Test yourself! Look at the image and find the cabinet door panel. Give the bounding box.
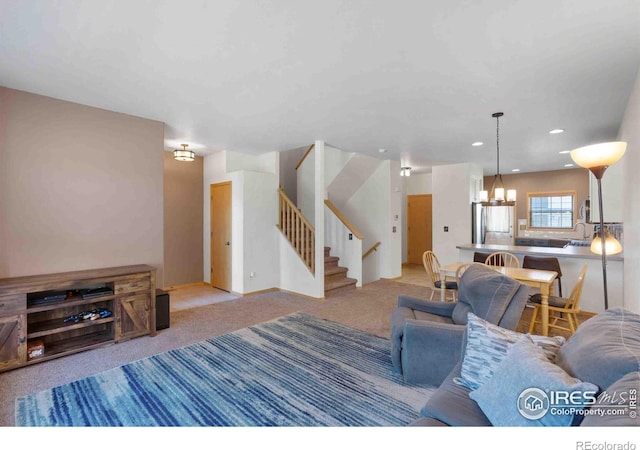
[115,294,151,341]
[0,315,26,370]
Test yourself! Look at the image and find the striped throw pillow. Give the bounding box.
[454,312,566,390]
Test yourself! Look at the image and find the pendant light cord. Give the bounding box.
[496,113,500,176]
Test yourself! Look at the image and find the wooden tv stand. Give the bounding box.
[0,265,156,372]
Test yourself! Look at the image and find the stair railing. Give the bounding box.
[278,186,315,273]
[362,241,381,260]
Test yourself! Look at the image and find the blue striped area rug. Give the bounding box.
[15,312,433,426]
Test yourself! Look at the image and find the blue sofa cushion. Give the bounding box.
[556,308,640,391]
[580,371,640,426]
[470,337,598,426]
[419,362,492,426]
[451,264,521,325]
[455,313,565,390]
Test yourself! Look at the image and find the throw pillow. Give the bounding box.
[454,312,565,390]
[469,337,599,426]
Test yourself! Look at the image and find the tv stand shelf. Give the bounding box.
[0,265,157,372]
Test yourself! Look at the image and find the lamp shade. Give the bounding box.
[591,234,623,255]
[570,142,627,169]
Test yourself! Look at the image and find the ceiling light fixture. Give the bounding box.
[479,112,516,205]
[570,141,627,309]
[549,128,565,134]
[472,142,483,147]
[400,166,412,177]
[174,144,195,162]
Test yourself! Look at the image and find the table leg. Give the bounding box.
[440,271,446,302]
[540,284,550,336]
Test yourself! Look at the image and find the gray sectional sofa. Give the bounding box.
[411,307,640,426]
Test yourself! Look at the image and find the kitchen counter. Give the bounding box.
[456,243,624,262]
[455,243,624,314]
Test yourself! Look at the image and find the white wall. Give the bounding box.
[297,147,315,223]
[432,163,484,266]
[239,170,279,294]
[324,144,353,188]
[344,160,402,282]
[279,146,306,204]
[203,150,280,294]
[406,173,433,195]
[619,67,640,313]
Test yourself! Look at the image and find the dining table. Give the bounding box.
[438,262,558,336]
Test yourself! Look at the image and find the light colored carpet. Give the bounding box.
[16,312,433,426]
[167,284,238,312]
[0,278,430,427]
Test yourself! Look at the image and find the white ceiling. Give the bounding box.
[1,0,639,175]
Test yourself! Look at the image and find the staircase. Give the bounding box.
[324,246,357,296]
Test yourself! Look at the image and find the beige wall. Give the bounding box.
[484,168,590,224]
[0,87,164,285]
[163,151,203,288]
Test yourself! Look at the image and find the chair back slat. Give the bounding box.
[485,251,520,268]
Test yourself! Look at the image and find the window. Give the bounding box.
[528,191,576,229]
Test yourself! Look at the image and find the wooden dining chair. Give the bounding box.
[528,264,588,335]
[422,251,458,301]
[523,255,563,297]
[484,251,520,268]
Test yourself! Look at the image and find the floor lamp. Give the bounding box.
[570,141,626,310]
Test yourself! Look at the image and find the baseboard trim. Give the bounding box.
[163,281,207,291]
[231,287,279,297]
[279,288,325,302]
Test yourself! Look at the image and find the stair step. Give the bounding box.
[325,266,348,283]
[325,265,347,276]
[324,256,339,268]
[325,277,357,296]
[324,246,331,257]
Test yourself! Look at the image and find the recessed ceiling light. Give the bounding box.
[564,163,574,167]
[511,169,520,172]
[559,150,571,154]
[549,129,565,134]
[378,148,386,153]
[472,142,483,147]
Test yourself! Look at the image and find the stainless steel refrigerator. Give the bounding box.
[472,203,516,245]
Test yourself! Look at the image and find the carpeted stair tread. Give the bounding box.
[325,276,357,293]
[325,265,348,276]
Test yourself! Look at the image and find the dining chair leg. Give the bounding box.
[528,306,539,334]
[567,314,576,334]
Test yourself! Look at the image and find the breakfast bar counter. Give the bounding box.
[456,243,624,315]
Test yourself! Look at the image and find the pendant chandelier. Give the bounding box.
[479,112,516,205]
[174,143,195,162]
